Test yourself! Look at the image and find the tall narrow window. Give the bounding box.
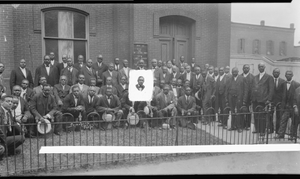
[238,38,245,54]
[252,39,260,54]
[42,9,89,64]
[279,41,287,56]
[266,40,274,55]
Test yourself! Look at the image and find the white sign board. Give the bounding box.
[128,70,153,101]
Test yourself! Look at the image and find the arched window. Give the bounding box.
[279,41,287,56]
[237,38,245,54]
[266,40,274,55]
[252,39,260,54]
[42,8,89,64]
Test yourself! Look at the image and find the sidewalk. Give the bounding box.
[63,151,300,175]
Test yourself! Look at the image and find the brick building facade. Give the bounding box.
[0,4,231,93]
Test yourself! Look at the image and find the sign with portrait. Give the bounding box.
[128,70,153,102]
[133,43,148,68]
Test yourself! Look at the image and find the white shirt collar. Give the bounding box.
[243,72,249,77]
[220,74,225,81]
[234,75,238,81]
[259,71,266,77]
[98,62,102,66]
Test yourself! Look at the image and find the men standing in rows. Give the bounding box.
[177,86,197,129]
[74,55,85,71]
[94,54,108,87]
[81,59,97,87]
[119,59,130,81]
[241,64,254,130]
[11,85,35,138]
[34,55,59,87]
[251,62,274,136]
[30,84,62,136]
[151,59,163,87]
[102,63,119,87]
[201,69,215,125]
[57,55,68,75]
[10,59,34,92]
[270,68,285,134]
[53,75,70,107]
[225,66,232,78]
[225,67,248,132]
[70,74,89,98]
[100,76,118,96]
[114,58,122,71]
[215,67,228,127]
[98,87,123,130]
[275,71,300,140]
[61,58,79,86]
[20,79,34,103]
[161,66,171,84]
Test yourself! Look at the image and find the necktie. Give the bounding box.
[275,78,278,88]
[23,93,26,99]
[116,65,119,71]
[68,67,71,72]
[107,97,111,105]
[164,94,167,103]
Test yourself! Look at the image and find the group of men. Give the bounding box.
[1,53,300,159]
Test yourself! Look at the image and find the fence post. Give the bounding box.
[265,104,270,144]
[175,116,179,146]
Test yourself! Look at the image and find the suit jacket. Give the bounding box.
[271,77,285,106]
[29,93,58,119]
[119,67,131,80]
[181,72,194,86]
[99,85,118,96]
[0,106,22,139]
[251,73,274,103]
[80,66,97,86]
[281,80,300,110]
[215,75,228,96]
[156,92,176,111]
[114,64,123,71]
[170,72,181,81]
[225,75,248,105]
[62,93,86,113]
[10,67,34,90]
[33,86,54,96]
[70,83,89,98]
[293,86,300,115]
[161,72,171,84]
[176,87,185,98]
[53,84,71,103]
[151,67,163,84]
[84,95,100,114]
[93,62,108,85]
[241,73,254,105]
[22,88,35,103]
[61,67,79,86]
[102,70,119,87]
[202,75,215,103]
[97,94,121,113]
[34,64,59,87]
[116,83,128,98]
[121,92,133,111]
[177,95,196,113]
[16,97,32,119]
[57,62,68,77]
[153,86,161,97]
[191,74,204,93]
[74,63,86,72]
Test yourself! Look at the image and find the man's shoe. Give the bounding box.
[288,136,296,141]
[228,128,236,131]
[223,126,228,129]
[54,132,61,136]
[260,133,265,136]
[238,129,243,133]
[218,124,223,127]
[244,127,250,131]
[252,131,258,134]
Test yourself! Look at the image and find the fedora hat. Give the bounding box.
[102,112,115,122]
[144,106,150,115]
[127,112,139,125]
[37,119,52,135]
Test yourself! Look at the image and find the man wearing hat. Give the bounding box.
[97,87,123,130]
[29,84,63,136]
[0,95,25,159]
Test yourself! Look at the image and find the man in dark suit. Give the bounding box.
[178,56,187,68]
[0,95,25,158]
[97,87,123,130]
[120,88,133,124]
[99,76,118,96]
[11,85,35,138]
[170,78,177,96]
[179,66,186,77]
[225,67,248,132]
[201,69,215,125]
[61,58,79,87]
[292,84,300,140]
[20,79,35,103]
[177,86,198,129]
[215,67,229,127]
[116,76,128,98]
[275,71,300,140]
[151,59,163,87]
[80,59,97,87]
[114,58,122,71]
[119,59,131,82]
[102,63,119,87]
[251,62,274,136]
[190,58,196,73]
[49,52,59,68]
[70,74,89,98]
[176,78,185,98]
[161,66,171,84]
[136,76,145,91]
[181,65,194,88]
[241,64,254,130]
[62,85,87,124]
[34,55,59,87]
[84,86,101,116]
[170,66,181,81]
[29,84,62,135]
[94,54,108,87]
[166,60,173,74]
[57,55,68,77]
[10,59,34,92]
[33,76,54,96]
[90,78,101,98]
[74,55,86,72]
[191,66,204,94]
[270,68,285,134]
[53,75,70,108]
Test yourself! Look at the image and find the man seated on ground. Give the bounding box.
[84,86,101,128]
[0,95,25,160]
[20,79,34,103]
[89,77,102,98]
[53,75,70,109]
[177,86,198,129]
[63,85,86,130]
[97,87,123,130]
[29,84,62,136]
[99,76,118,96]
[70,74,89,98]
[11,85,35,138]
[33,76,54,95]
[156,84,177,129]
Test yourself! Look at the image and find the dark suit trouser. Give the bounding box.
[229,96,243,130]
[5,135,25,156]
[269,105,282,134]
[244,104,251,128]
[157,109,176,127]
[278,108,293,137]
[217,93,227,125]
[178,111,198,127]
[202,98,212,123]
[291,115,300,138]
[253,101,267,133]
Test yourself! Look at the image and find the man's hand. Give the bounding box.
[21,116,27,123]
[58,100,63,106]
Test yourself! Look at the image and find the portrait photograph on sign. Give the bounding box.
[128,70,153,101]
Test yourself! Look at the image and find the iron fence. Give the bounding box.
[0,106,299,176]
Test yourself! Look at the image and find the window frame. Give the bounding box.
[252,39,260,54]
[266,40,274,55]
[279,41,287,56]
[41,7,90,63]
